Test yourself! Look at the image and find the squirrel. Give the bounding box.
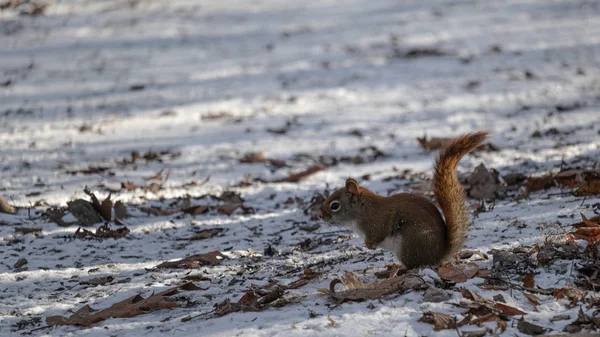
[318,131,489,269]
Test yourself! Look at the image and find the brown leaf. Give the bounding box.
[437,262,479,283]
[418,311,457,331]
[188,228,225,240]
[178,282,207,291]
[75,224,130,240]
[555,170,583,188]
[182,205,209,215]
[240,152,266,163]
[80,276,114,286]
[14,227,42,234]
[182,275,211,282]
[140,207,180,216]
[580,213,600,228]
[68,199,102,226]
[155,250,227,269]
[575,175,600,196]
[522,272,535,289]
[327,316,337,328]
[214,286,285,316]
[522,292,541,309]
[144,169,163,181]
[553,287,586,305]
[121,182,137,191]
[517,319,547,335]
[216,205,239,215]
[272,166,323,183]
[113,201,129,221]
[570,214,600,245]
[46,287,179,326]
[495,302,527,316]
[461,288,493,305]
[525,175,555,193]
[318,272,425,302]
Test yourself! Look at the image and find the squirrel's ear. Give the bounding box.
[345,178,360,195]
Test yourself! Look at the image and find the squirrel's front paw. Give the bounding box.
[365,239,376,250]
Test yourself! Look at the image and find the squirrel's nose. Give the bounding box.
[317,210,323,219]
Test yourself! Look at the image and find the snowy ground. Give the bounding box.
[2,0,600,336]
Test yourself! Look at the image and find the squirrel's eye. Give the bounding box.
[330,201,340,212]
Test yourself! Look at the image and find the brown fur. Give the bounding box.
[319,131,489,268]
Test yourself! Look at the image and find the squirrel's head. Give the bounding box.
[319,178,361,226]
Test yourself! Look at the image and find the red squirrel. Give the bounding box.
[319,131,489,268]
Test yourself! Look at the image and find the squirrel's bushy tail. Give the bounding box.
[433,131,489,260]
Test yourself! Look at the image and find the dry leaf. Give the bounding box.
[553,287,586,305]
[522,272,535,289]
[327,316,337,328]
[318,271,425,302]
[214,286,285,316]
[80,276,114,286]
[580,213,600,228]
[569,214,600,245]
[68,199,102,226]
[240,152,266,163]
[46,287,179,326]
[522,292,541,309]
[178,282,207,291]
[418,311,457,331]
[14,227,42,234]
[155,250,226,269]
[140,207,181,216]
[183,205,209,215]
[272,166,323,183]
[525,175,555,193]
[113,201,129,221]
[495,303,527,316]
[182,274,211,282]
[75,224,130,240]
[437,262,479,283]
[575,174,600,196]
[84,188,112,221]
[189,228,225,240]
[555,170,583,188]
[216,205,239,215]
[517,318,547,335]
[121,182,137,191]
[144,169,163,181]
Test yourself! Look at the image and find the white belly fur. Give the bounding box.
[342,220,403,261]
[377,235,402,260]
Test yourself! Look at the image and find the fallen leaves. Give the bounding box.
[75,224,130,240]
[271,166,324,183]
[437,262,480,283]
[214,269,318,317]
[418,311,457,331]
[517,319,547,335]
[318,271,425,302]
[14,227,42,235]
[524,169,600,196]
[155,250,226,269]
[187,228,225,240]
[568,213,600,246]
[46,287,180,326]
[240,152,286,168]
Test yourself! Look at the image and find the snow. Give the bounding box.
[1,0,600,336]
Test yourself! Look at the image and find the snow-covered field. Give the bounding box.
[2,0,600,336]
